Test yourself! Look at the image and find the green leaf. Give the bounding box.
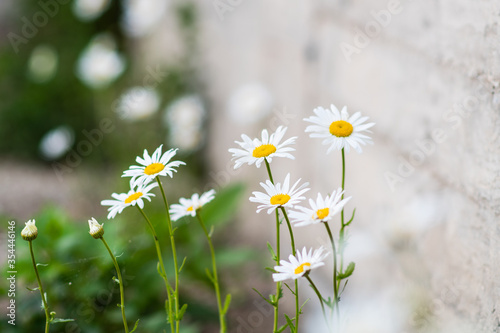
[252,288,274,306]
[284,314,295,332]
[179,256,188,272]
[200,183,246,226]
[284,283,295,295]
[346,208,356,225]
[177,304,188,321]
[337,262,355,280]
[265,267,276,273]
[277,322,290,332]
[51,318,75,324]
[267,242,277,261]
[130,319,140,333]
[222,294,232,314]
[208,225,215,238]
[26,286,39,292]
[205,268,214,283]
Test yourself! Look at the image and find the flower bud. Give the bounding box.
[88,217,104,239]
[21,219,38,241]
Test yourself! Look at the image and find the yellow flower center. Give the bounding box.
[270,194,291,206]
[329,120,353,137]
[144,163,165,175]
[187,206,194,212]
[125,192,143,204]
[252,144,277,158]
[314,208,330,220]
[294,262,311,275]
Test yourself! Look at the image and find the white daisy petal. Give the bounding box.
[304,104,375,154]
[228,126,297,169]
[169,189,216,221]
[101,182,159,219]
[249,173,309,214]
[122,145,186,187]
[272,246,329,282]
[288,189,351,227]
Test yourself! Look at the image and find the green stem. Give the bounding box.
[338,148,346,293]
[305,275,330,330]
[29,241,50,333]
[156,177,181,333]
[195,213,226,333]
[273,209,281,333]
[264,158,274,184]
[100,237,129,333]
[265,158,281,333]
[280,207,299,331]
[324,223,340,321]
[137,206,174,333]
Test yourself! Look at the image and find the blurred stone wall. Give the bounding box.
[193,0,500,332]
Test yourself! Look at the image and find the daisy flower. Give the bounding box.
[304,104,375,153]
[289,189,351,227]
[249,173,309,214]
[101,182,158,219]
[229,126,296,169]
[122,145,186,187]
[273,246,329,282]
[170,189,216,221]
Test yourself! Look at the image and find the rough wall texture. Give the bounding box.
[192,0,500,332]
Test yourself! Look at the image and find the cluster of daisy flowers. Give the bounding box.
[98,144,229,333]
[230,104,374,331]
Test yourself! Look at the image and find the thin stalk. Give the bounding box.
[265,158,281,333]
[324,223,340,321]
[280,207,299,331]
[273,209,281,333]
[264,159,274,184]
[101,237,129,333]
[156,177,181,333]
[305,275,330,330]
[195,213,226,333]
[29,241,50,333]
[137,206,174,333]
[338,148,347,292]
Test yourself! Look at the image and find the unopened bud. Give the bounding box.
[88,217,104,239]
[21,219,38,241]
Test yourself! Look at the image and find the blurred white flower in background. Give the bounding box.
[116,87,161,121]
[76,34,126,89]
[39,125,75,160]
[227,83,274,125]
[72,0,111,21]
[164,95,205,152]
[28,45,58,83]
[122,0,169,37]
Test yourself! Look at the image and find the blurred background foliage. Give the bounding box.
[0,1,265,332]
[0,184,262,333]
[0,0,204,169]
